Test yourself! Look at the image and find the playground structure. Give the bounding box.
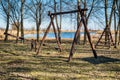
[4,5,117,62]
[4,32,27,41]
[36,6,97,62]
[95,26,114,48]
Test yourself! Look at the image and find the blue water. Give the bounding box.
[25,32,96,39]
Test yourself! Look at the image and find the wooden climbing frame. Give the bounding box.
[95,26,114,48]
[36,6,97,62]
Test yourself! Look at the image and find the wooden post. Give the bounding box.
[81,12,97,59]
[68,20,83,62]
[36,12,62,55]
[36,12,54,55]
[51,15,62,52]
[95,27,114,48]
[95,28,106,48]
[68,8,97,62]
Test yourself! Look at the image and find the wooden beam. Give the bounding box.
[48,9,88,16]
[36,16,54,55]
[4,32,28,41]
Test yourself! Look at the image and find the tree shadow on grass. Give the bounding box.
[34,55,68,62]
[7,75,38,80]
[80,56,120,64]
[34,55,85,66]
[2,50,19,56]
[7,67,32,72]
[7,59,25,64]
[0,72,7,76]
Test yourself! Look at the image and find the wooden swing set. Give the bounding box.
[36,6,97,62]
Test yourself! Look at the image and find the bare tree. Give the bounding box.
[112,0,118,48]
[54,0,59,39]
[59,0,62,43]
[117,0,120,45]
[53,0,62,43]
[10,0,21,43]
[1,0,11,41]
[75,0,81,44]
[21,0,25,43]
[26,0,42,41]
[114,4,117,48]
[104,0,116,46]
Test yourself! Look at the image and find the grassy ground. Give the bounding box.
[0,40,120,80]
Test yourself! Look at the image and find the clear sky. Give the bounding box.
[0,0,117,31]
[0,13,104,31]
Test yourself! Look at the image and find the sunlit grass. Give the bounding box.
[0,40,120,80]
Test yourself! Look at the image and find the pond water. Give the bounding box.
[25,32,96,39]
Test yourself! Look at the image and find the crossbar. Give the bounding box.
[4,32,29,41]
[48,9,88,16]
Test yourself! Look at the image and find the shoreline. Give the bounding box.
[0,29,115,41]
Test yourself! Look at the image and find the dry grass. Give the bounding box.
[0,40,120,80]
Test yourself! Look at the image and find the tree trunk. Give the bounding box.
[118,16,120,45]
[4,15,10,41]
[114,0,118,48]
[104,0,109,44]
[59,0,62,43]
[21,0,25,43]
[4,0,10,41]
[114,7,117,48]
[36,3,42,42]
[36,23,40,41]
[16,27,19,43]
[75,0,81,44]
[104,0,116,46]
[36,9,39,41]
[83,0,87,45]
[54,0,61,43]
[118,1,120,45]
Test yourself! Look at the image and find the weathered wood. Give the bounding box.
[36,15,62,55]
[4,32,28,41]
[37,7,97,62]
[68,8,97,62]
[95,28,106,48]
[48,9,88,16]
[95,27,114,48]
[51,15,62,52]
[68,19,83,62]
[82,12,97,59]
[36,16,55,55]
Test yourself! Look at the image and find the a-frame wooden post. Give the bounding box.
[36,7,97,61]
[36,11,62,55]
[95,26,114,48]
[68,8,97,62]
